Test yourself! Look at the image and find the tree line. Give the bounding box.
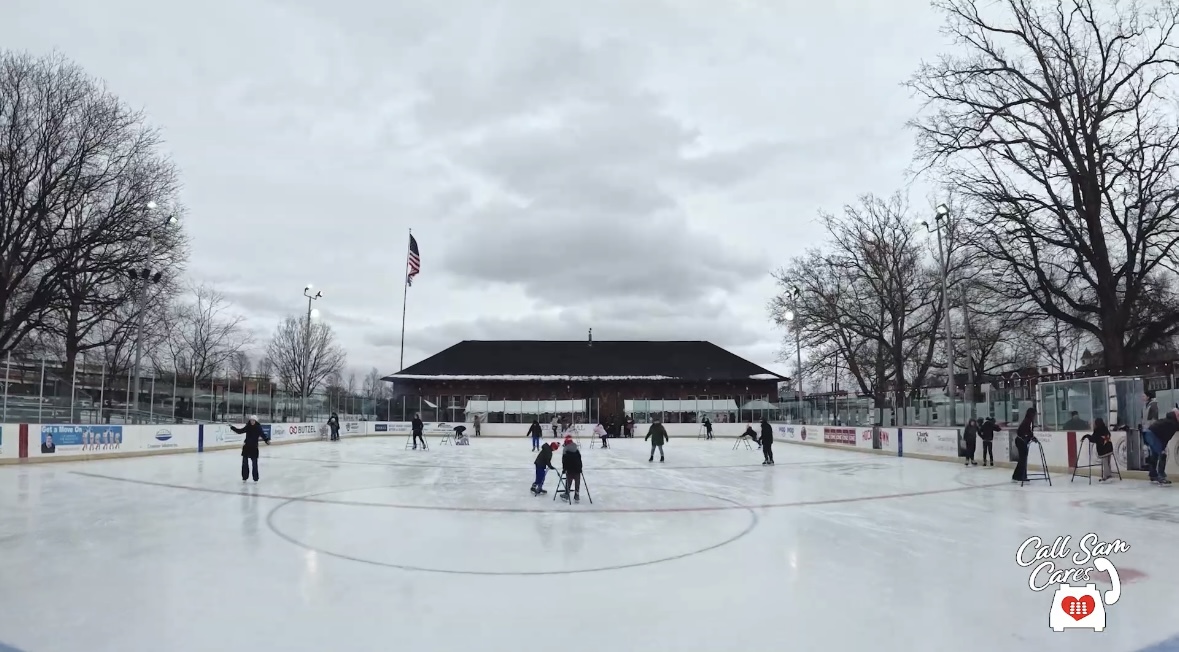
[0,50,358,415]
[769,0,1179,406]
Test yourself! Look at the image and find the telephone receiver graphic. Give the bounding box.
[1094,556,1122,605]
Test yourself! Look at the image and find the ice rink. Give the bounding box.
[1,435,1177,652]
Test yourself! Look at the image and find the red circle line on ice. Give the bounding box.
[265,483,761,576]
[70,470,1011,514]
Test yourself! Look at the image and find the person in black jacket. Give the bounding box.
[1013,408,1038,482]
[231,415,269,482]
[645,418,668,462]
[327,412,340,441]
[759,419,774,465]
[1081,418,1116,481]
[962,418,979,466]
[411,413,425,450]
[703,416,713,440]
[1142,410,1179,485]
[740,423,759,444]
[560,437,584,502]
[979,417,1000,466]
[531,441,557,495]
[527,419,543,451]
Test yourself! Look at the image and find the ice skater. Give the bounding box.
[1013,408,1038,482]
[979,416,1000,466]
[411,412,426,450]
[453,424,469,445]
[531,441,558,495]
[551,416,560,438]
[1081,418,1115,481]
[593,422,608,448]
[740,423,760,444]
[1143,409,1178,485]
[703,416,713,440]
[645,417,668,462]
[560,436,583,502]
[759,418,774,465]
[963,418,978,466]
[528,418,543,451]
[231,415,269,482]
[327,412,340,441]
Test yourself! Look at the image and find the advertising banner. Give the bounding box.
[37,424,124,456]
[906,428,960,458]
[823,427,857,446]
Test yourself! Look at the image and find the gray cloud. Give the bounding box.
[3,0,949,378]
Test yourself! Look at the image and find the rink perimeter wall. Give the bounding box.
[1,419,1174,481]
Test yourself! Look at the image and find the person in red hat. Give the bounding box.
[560,436,583,502]
[530,441,558,495]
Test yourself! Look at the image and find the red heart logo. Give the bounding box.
[1061,595,1096,621]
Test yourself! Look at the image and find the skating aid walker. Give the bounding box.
[552,470,593,504]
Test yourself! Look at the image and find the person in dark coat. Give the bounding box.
[759,418,774,465]
[327,412,340,441]
[531,441,557,494]
[979,417,1000,466]
[411,413,425,450]
[962,418,979,466]
[740,423,759,444]
[560,437,584,502]
[1081,418,1116,481]
[231,415,269,482]
[1143,409,1179,485]
[703,416,714,440]
[527,419,543,451]
[645,418,669,463]
[1013,408,1038,482]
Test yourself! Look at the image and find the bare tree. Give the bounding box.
[231,351,252,382]
[265,315,346,415]
[771,194,945,409]
[908,0,1179,367]
[362,367,386,402]
[158,282,251,386]
[0,50,188,356]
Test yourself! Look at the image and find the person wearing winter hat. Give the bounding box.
[1142,409,1179,484]
[593,422,608,448]
[230,415,268,482]
[527,419,544,451]
[979,417,1001,466]
[531,441,558,495]
[560,437,584,502]
[645,417,668,462]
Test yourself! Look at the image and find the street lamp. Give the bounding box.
[784,285,804,423]
[301,284,323,421]
[129,202,177,423]
[922,204,957,425]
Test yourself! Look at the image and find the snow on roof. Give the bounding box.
[388,374,679,381]
[749,373,780,380]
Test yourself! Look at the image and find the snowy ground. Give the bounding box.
[0,436,1177,652]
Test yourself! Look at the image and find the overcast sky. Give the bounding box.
[4,0,949,379]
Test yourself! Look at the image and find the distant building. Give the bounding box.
[383,339,786,424]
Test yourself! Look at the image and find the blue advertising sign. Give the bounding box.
[41,424,123,454]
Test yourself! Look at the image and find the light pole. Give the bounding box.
[130,202,176,424]
[923,204,956,426]
[784,285,804,423]
[301,284,322,421]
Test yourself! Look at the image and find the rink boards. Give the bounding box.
[0,419,1175,479]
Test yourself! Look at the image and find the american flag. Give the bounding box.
[406,234,421,286]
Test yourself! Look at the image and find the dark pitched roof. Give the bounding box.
[385,340,785,382]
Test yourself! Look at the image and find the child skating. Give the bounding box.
[645,417,668,462]
[530,441,558,495]
[560,436,583,502]
[527,419,543,451]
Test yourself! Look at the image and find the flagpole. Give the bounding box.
[399,228,411,371]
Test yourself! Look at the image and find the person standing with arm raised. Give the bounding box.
[231,416,269,482]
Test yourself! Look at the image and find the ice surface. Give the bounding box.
[1,438,1178,652]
